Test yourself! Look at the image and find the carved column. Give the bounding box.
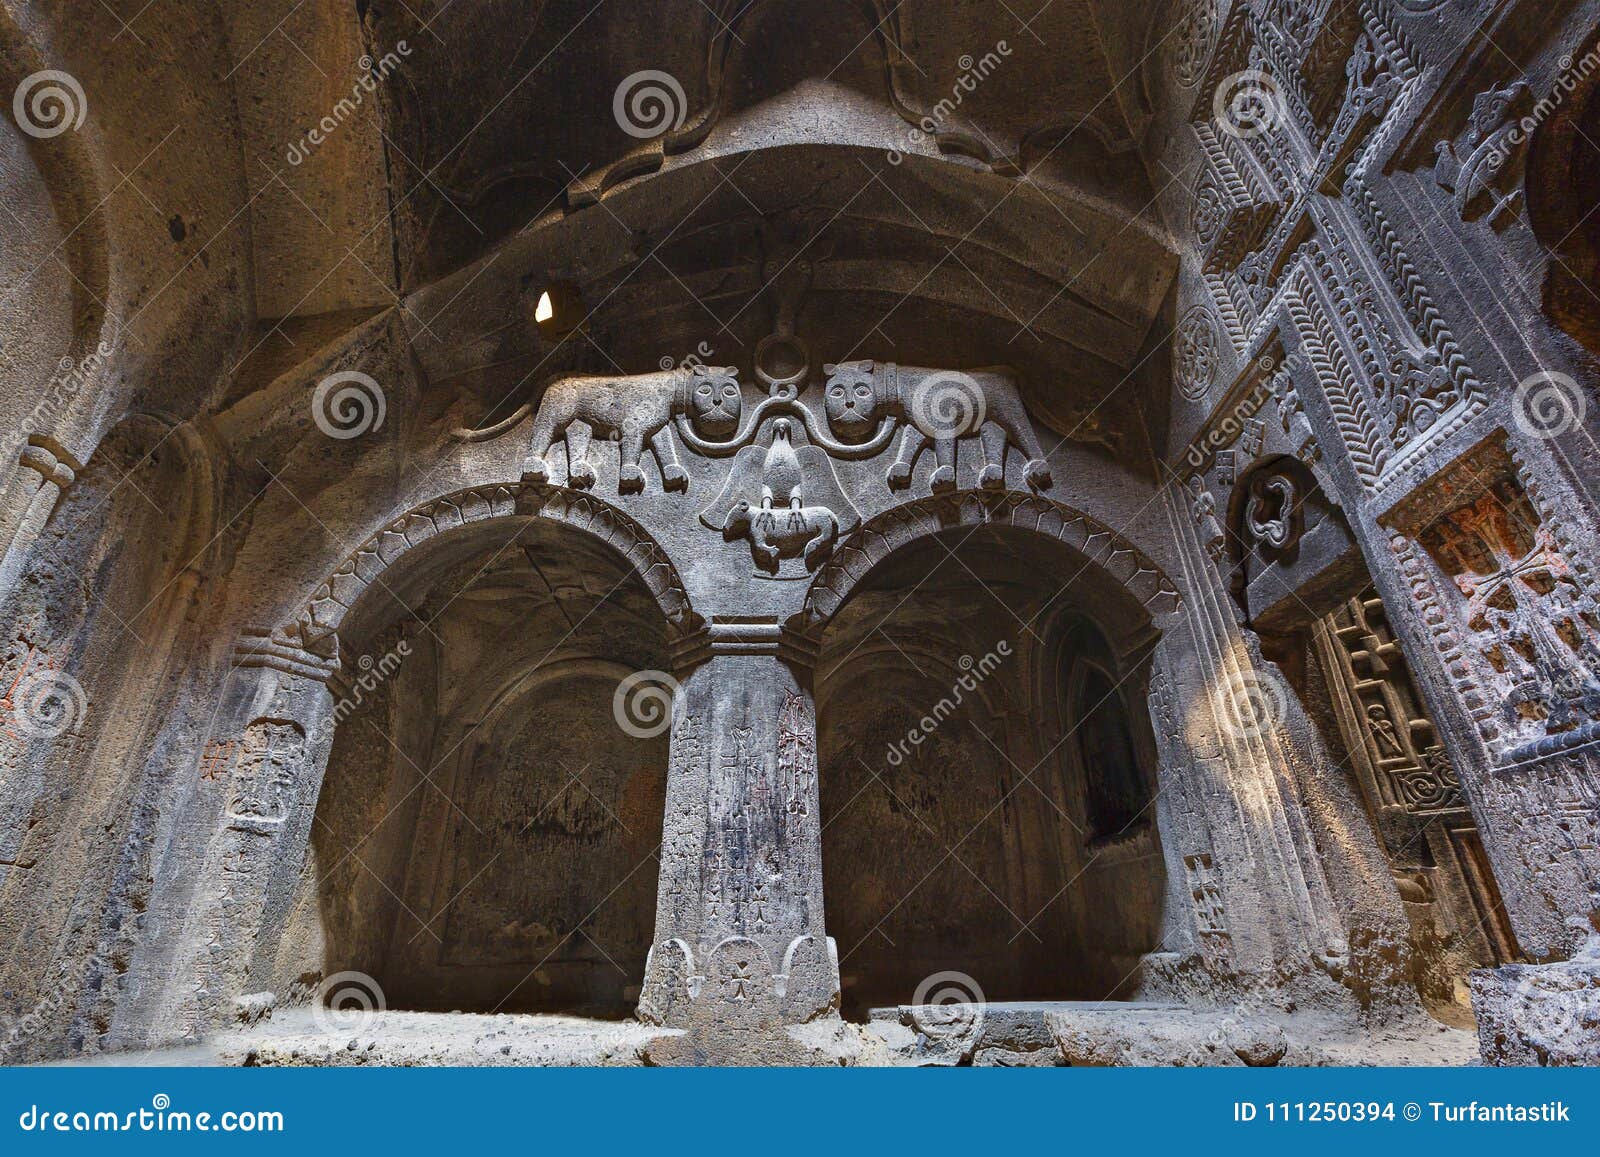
[639,619,839,1042]
[0,440,79,599]
[155,630,338,1040]
[1151,478,1406,1000]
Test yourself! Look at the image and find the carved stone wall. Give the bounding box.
[1152,0,1600,1057]
[4,0,1599,1067]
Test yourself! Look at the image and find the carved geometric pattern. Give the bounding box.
[1315,587,1463,814]
[1192,123,1281,272]
[1383,436,1600,760]
[1167,0,1218,88]
[1286,268,1388,483]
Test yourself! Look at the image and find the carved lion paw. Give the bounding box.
[929,465,957,492]
[1025,460,1052,489]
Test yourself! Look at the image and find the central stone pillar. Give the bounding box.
[639,618,839,1057]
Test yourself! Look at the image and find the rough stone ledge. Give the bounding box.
[866,1001,1478,1067]
[214,1009,678,1067]
[1471,929,1600,1066]
[85,1005,1484,1068]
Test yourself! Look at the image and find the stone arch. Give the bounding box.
[809,497,1174,1011]
[295,492,684,1018]
[1527,32,1600,359]
[797,490,1180,632]
[288,482,701,658]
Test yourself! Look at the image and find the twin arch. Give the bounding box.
[287,482,1181,660]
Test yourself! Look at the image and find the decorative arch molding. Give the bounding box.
[0,10,113,384]
[796,490,1181,631]
[288,482,700,662]
[1526,27,1600,359]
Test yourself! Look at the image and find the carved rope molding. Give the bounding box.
[799,490,1181,628]
[289,483,699,656]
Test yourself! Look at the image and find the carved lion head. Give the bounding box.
[822,360,879,443]
[685,365,742,439]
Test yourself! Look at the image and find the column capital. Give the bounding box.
[231,628,340,684]
[18,440,77,490]
[671,617,818,675]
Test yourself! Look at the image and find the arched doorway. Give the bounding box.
[306,517,673,1017]
[815,525,1165,1019]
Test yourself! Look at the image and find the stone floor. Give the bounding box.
[45,1003,1480,1067]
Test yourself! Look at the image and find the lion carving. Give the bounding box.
[822,361,1051,492]
[524,364,742,493]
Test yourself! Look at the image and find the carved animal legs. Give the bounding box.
[618,424,648,494]
[976,422,1052,489]
[564,420,597,488]
[978,423,1007,488]
[523,410,561,482]
[928,437,958,492]
[1008,419,1054,490]
[887,426,926,490]
[803,518,838,569]
[649,425,689,492]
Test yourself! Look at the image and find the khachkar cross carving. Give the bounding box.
[467,331,1055,576]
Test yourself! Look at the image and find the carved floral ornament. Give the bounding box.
[1166,0,1218,88]
[1175,306,1222,402]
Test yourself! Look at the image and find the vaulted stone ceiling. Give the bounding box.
[354,0,1167,275]
[2,0,1182,457]
[212,0,1180,446]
